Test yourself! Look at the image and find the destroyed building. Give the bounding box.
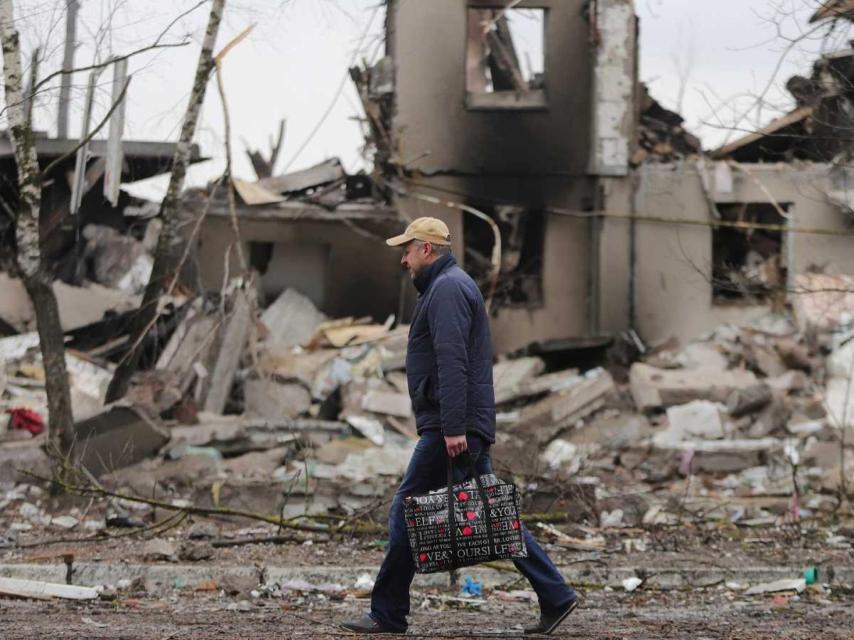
[190,0,854,358]
[357,0,640,355]
[0,130,202,334]
[336,0,854,354]
[191,158,404,321]
[1,2,854,624]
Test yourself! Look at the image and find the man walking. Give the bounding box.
[341,217,578,635]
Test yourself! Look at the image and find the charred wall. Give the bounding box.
[389,0,594,177]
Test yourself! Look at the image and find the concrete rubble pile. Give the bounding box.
[4,270,854,532]
[2,274,853,612]
[626,272,854,506]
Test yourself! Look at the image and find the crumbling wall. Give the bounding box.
[589,0,637,177]
[634,162,854,344]
[598,175,634,334]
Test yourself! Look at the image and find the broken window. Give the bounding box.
[464,206,545,309]
[712,203,788,304]
[465,6,547,109]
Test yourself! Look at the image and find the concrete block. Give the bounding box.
[72,406,170,476]
[360,390,411,418]
[659,400,727,446]
[260,288,326,347]
[244,377,312,419]
[630,362,757,412]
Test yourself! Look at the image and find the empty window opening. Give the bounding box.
[464,206,545,310]
[712,203,788,304]
[466,7,546,109]
[249,242,274,275]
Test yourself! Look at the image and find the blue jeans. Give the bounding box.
[370,431,576,632]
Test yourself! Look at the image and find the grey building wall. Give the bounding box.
[634,162,854,344]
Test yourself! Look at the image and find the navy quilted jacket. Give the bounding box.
[406,255,496,443]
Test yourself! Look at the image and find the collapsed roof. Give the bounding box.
[635,84,703,164]
[190,157,396,226]
[0,130,203,183]
[712,46,854,162]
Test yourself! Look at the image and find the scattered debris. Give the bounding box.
[744,578,807,596]
[622,577,643,592]
[260,288,326,347]
[634,83,702,164]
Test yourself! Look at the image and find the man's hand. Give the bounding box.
[445,434,468,458]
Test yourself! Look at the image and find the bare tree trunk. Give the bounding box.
[1,0,75,460]
[106,0,225,402]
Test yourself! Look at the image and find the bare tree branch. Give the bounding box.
[213,23,254,273]
[31,39,188,95]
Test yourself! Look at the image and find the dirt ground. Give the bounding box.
[1,585,852,639]
[3,509,853,639]
[6,517,854,578]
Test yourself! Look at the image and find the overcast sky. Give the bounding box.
[6,1,852,200]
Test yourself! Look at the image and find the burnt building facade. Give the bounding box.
[372,0,638,353]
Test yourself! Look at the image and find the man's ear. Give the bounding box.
[423,241,433,256]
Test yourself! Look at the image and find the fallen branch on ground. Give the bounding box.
[20,469,384,535]
[16,510,187,549]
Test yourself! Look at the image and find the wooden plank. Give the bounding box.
[0,577,98,600]
[201,288,252,414]
[233,177,284,205]
[259,158,344,194]
[711,107,813,158]
[493,357,545,404]
[515,369,615,443]
[630,363,757,412]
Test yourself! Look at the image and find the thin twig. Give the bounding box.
[28,0,207,97]
[213,24,254,272]
[21,469,382,534]
[211,533,318,548]
[16,510,187,549]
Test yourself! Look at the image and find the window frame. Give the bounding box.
[464,3,549,112]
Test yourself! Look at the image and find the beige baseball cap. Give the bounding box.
[386,217,451,247]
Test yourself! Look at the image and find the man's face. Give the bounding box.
[401,240,430,279]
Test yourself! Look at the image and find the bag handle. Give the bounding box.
[445,450,497,570]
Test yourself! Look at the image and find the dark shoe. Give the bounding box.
[340,614,401,635]
[524,598,578,635]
